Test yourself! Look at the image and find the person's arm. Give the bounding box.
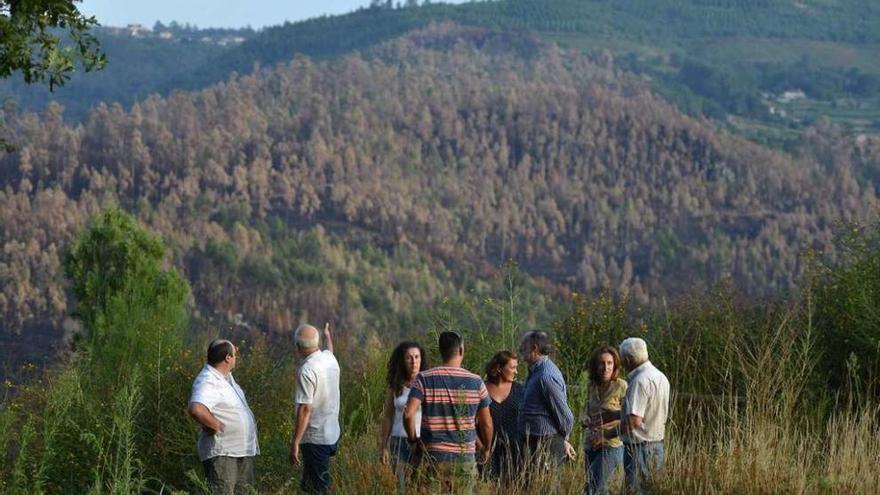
[403,396,421,443]
[586,409,626,428]
[596,412,640,443]
[542,375,575,439]
[627,414,643,432]
[476,406,494,464]
[188,402,225,434]
[290,403,312,465]
[322,322,334,354]
[379,389,395,465]
[579,390,592,427]
[595,382,640,445]
[290,367,318,466]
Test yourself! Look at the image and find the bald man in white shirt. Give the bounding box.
[290,323,340,495]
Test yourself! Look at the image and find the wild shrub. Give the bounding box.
[812,223,880,399]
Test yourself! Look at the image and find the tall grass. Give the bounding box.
[3,289,879,494]
[2,213,880,493]
[318,292,880,495]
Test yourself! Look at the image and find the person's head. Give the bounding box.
[519,331,553,364]
[207,339,236,373]
[485,351,519,385]
[588,345,621,385]
[438,331,464,364]
[619,337,649,372]
[386,341,429,395]
[294,323,320,358]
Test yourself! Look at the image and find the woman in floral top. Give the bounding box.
[581,345,627,495]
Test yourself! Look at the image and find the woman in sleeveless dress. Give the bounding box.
[380,341,429,489]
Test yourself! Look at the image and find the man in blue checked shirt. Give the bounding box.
[518,331,576,481]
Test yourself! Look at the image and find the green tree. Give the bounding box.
[62,206,189,382]
[813,224,880,399]
[0,0,105,90]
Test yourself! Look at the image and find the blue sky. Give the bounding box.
[79,0,465,30]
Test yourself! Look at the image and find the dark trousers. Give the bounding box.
[523,434,567,466]
[300,442,338,494]
[522,434,567,488]
[202,455,255,495]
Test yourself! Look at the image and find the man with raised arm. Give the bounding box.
[290,323,340,495]
[188,339,259,495]
[404,331,493,493]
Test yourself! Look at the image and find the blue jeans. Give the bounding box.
[388,436,413,489]
[585,445,623,495]
[300,442,338,494]
[623,441,664,495]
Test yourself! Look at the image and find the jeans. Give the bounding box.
[623,441,664,495]
[202,455,255,495]
[388,436,413,489]
[300,442,338,494]
[585,445,623,495]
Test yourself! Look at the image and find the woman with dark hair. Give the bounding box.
[380,341,428,488]
[481,350,524,482]
[581,345,628,495]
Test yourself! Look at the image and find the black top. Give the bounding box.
[487,381,524,479]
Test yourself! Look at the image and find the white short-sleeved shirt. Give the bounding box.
[189,364,259,461]
[391,386,420,438]
[622,361,670,443]
[295,350,341,445]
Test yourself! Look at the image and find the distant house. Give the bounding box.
[768,106,787,118]
[158,31,173,40]
[778,89,806,103]
[218,36,247,46]
[126,23,150,37]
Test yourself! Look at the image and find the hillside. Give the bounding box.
[2,1,878,135]
[0,25,254,121]
[2,24,878,343]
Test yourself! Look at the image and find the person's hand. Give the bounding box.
[202,419,225,435]
[290,441,301,466]
[409,438,424,459]
[478,445,492,465]
[564,440,577,461]
[381,447,390,466]
[323,322,331,339]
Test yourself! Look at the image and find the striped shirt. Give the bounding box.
[518,356,574,439]
[408,366,491,461]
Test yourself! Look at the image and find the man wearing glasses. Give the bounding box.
[188,339,259,494]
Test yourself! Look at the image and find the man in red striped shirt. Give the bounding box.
[405,331,493,492]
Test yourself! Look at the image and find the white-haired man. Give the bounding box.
[289,323,340,495]
[618,337,669,494]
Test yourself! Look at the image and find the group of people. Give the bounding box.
[187,324,670,495]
